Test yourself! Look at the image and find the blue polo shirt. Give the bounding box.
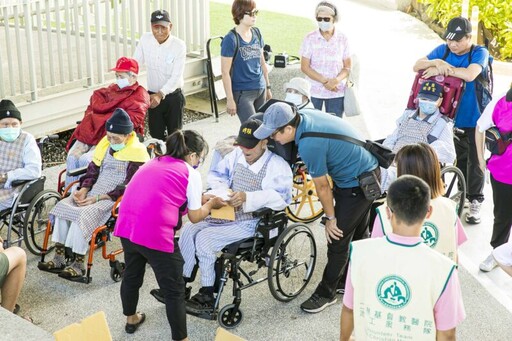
[295,109,378,189]
[427,44,488,128]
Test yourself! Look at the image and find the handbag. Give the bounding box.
[344,78,361,117]
[300,132,395,169]
[485,127,512,155]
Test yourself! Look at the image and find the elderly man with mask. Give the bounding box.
[284,77,314,110]
[65,57,149,186]
[0,99,41,211]
[150,119,293,311]
[380,81,456,190]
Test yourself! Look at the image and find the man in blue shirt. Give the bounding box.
[255,102,379,313]
[413,16,489,225]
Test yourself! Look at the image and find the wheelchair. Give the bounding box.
[185,208,317,329]
[38,196,124,284]
[0,176,61,255]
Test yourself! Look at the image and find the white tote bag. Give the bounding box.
[344,55,362,117]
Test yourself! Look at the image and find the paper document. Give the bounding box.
[207,188,236,221]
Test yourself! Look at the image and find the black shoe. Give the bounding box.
[186,289,215,312]
[125,312,146,334]
[300,293,337,313]
[150,286,192,304]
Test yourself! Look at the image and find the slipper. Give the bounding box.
[38,261,65,274]
[58,266,84,280]
[125,312,146,334]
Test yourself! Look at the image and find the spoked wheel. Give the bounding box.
[268,223,317,302]
[441,166,466,217]
[23,190,61,256]
[110,261,125,282]
[286,170,331,223]
[218,304,243,329]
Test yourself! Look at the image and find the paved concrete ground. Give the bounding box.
[3,0,512,340]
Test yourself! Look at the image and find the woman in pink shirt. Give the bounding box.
[299,1,351,117]
[114,130,224,340]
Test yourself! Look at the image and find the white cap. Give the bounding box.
[284,77,311,99]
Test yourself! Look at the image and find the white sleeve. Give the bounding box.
[5,134,42,188]
[477,92,506,132]
[186,167,203,210]
[207,148,239,190]
[132,34,145,66]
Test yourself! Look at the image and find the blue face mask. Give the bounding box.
[110,143,126,151]
[0,127,21,142]
[116,78,130,89]
[418,99,438,115]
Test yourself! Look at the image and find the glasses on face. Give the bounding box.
[193,153,205,165]
[244,10,259,17]
[316,17,331,22]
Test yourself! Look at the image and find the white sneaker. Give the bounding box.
[465,200,481,224]
[479,254,498,272]
[463,198,469,209]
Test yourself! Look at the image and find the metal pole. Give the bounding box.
[23,1,38,101]
[83,0,93,86]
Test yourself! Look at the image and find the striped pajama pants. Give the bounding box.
[179,219,257,287]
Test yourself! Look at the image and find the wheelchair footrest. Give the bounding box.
[185,307,216,320]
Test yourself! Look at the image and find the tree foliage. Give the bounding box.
[418,0,512,60]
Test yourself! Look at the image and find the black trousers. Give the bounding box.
[454,127,485,202]
[490,174,512,249]
[315,186,373,299]
[148,89,185,141]
[120,238,187,340]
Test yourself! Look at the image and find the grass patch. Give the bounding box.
[209,2,315,57]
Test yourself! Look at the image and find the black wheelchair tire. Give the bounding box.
[267,223,317,302]
[110,261,125,282]
[440,166,466,217]
[23,189,61,256]
[218,304,243,329]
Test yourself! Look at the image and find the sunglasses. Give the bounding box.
[244,10,259,17]
[316,17,331,22]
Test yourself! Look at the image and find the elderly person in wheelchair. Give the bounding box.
[0,100,42,211]
[38,109,149,280]
[152,119,293,311]
[380,81,456,191]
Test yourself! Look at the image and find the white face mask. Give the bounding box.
[285,93,304,106]
[116,77,130,89]
[318,21,333,32]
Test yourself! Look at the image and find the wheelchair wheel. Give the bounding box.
[441,166,466,217]
[286,172,329,223]
[218,304,243,329]
[110,261,125,282]
[23,189,61,256]
[267,223,316,302]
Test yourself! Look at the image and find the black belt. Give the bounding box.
[149,88,182,96]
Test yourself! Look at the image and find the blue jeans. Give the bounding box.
[311,96,345,118]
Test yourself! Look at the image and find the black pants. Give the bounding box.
[490,174,512,248]
[148,89,185,141]
[120,238,187,340]
[315,186,373,299]
[454,127,485,202]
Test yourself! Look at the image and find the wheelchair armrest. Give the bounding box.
[67,166,88,177]
[252,207,273,217]
[11,179,30,187]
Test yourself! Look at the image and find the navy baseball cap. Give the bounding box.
[254,102,296,139]
[234,119,262,149]
[418,81,443,101]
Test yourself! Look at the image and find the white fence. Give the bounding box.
[0,0,210,102]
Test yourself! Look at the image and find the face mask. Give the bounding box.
[318,21,333,32]
[0,127,21,142]
[116,77,130,89]
[418,99,438,115]
[285,93,303,106]
[110,143,126,151]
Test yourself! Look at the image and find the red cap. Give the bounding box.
[111,57,139,74]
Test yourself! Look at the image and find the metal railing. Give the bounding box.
[0,0,209,102]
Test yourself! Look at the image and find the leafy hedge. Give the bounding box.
[418,0,512,60]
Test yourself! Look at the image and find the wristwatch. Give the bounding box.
[266,85,271,90]
[0,173,7,182]
[325,215,336,221]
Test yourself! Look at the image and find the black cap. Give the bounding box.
[234,119,262,149]
[444,17,472,41]
[0,99,22,122]
[151,10,171,25]
[106,108,134,135]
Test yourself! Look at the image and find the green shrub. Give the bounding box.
[418,0,512,60]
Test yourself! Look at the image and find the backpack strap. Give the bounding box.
[300,132,366,148]
[441,44,450,61]
[229,28,240,76]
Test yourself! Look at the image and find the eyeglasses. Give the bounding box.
[316,17,331,22]
[244,10,259,17]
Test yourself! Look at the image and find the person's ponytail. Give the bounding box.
[163,129,208,161]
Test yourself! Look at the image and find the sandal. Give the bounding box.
[0,303,20,314]
[58,266,84,280]
[38,260,65,274]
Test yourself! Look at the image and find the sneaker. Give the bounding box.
[336,288,345,295]
[465,200,481,224]
[479,254,498,272]
[300,293,337,313]
[463,198,470,209]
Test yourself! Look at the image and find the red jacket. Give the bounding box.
[66,82,150,150]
